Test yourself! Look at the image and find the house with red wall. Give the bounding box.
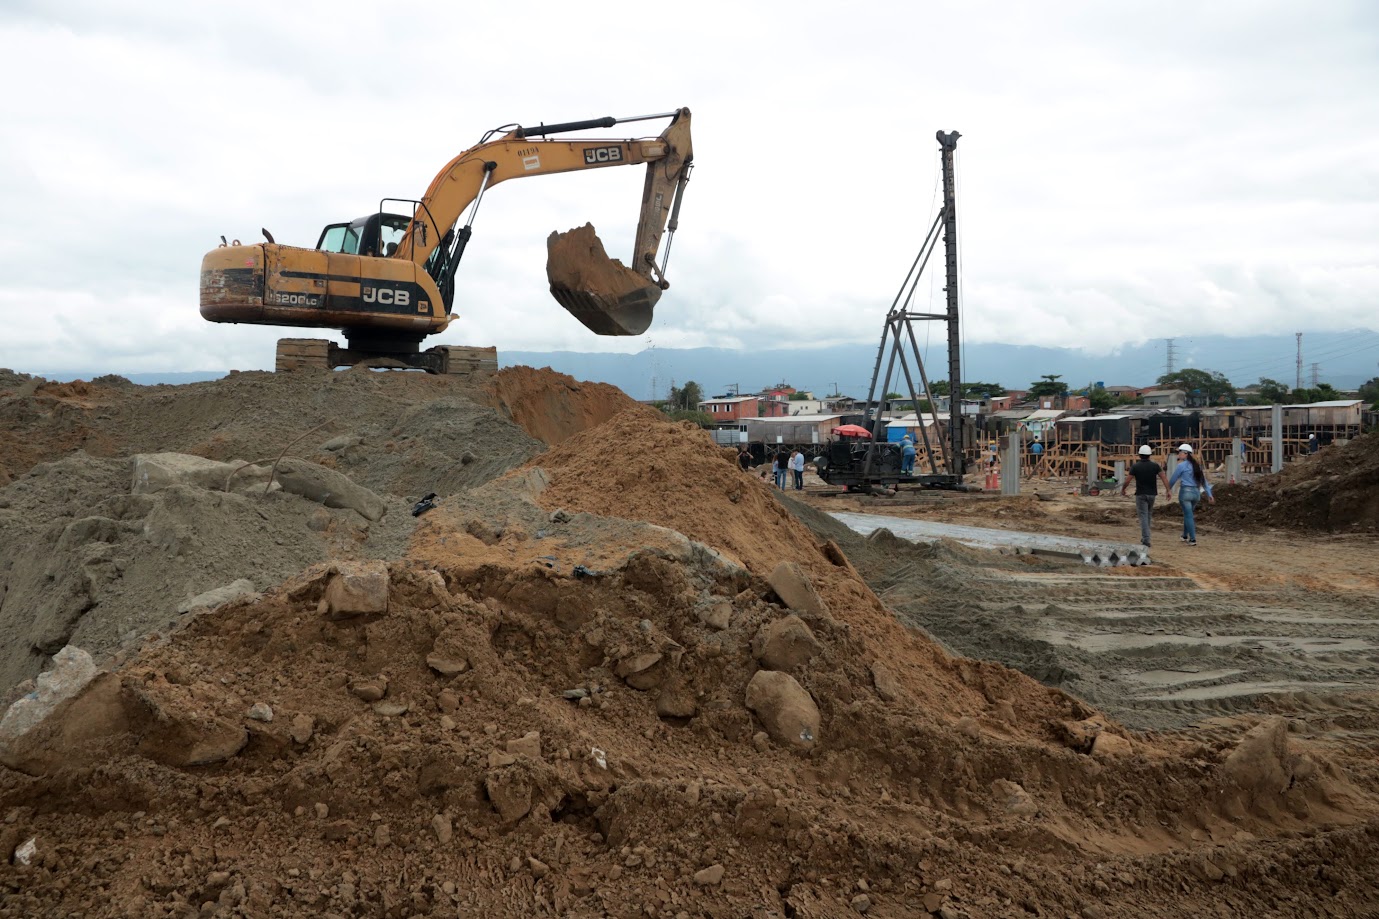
[699,396,761,422]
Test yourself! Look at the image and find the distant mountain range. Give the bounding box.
[505,331,1379,400]
[27,329,1379,397]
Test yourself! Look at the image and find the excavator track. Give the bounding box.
[275,338,332,372]
[274,339,496,377]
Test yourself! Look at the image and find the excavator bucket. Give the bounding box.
[546,224,662,336]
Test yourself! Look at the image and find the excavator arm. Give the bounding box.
[398,108,692,334]
[399,109,691,268]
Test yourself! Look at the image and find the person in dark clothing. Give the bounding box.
[738,447,753,471]
[1120,444,1171,547]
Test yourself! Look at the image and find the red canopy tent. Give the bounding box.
[830,424,872,438]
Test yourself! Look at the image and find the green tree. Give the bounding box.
[1087,386,1118,411]
[666,381,704,411]
[1290,383,1339,404]
[928,380,1007,398]
[1156,368,1234,407]
[788,391,811,401]
[1250,377,1290,404]
[1028,374,1069,400]
[1359,376,1379,409]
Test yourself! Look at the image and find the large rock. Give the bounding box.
[319,561,390,619]
[486,770,535,823]
[751,615,821,671]
[0,646,98,754]
[767,563,831,618]
[0,672,127,775]
[1222,717,1290,802]
[614,652,664,691]
[122,676,249,767]
[178,579,259,615]
[869,660,903,703]
[745,670,820,751]
[274,458,387,522]
[132,453,274,496]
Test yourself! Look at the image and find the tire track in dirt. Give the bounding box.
[835,518,1379,732]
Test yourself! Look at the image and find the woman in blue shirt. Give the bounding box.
[1167,443,1214,545]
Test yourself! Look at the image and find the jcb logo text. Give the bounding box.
[363,287,411,306]
[583,146,623,165]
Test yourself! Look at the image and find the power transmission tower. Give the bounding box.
[1295,333,1303,391]
[1164,339,1176,376]
[1310,363,1320,388]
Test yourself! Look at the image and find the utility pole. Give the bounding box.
[725,383,739,396]
[1295,333,1303,391]
[1164,338,1176,376]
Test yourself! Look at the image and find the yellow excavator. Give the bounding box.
[200,108,692,373]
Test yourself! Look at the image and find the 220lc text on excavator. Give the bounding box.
[199,108,692,373]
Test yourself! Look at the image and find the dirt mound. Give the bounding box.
[3,369,1379,916]
[1216,432,1379,532]
[0,371,549,698]
[482,365,659,446]
[0,368,36,390]
[0,451,417,699]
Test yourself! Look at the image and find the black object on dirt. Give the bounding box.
[411,493,438,517]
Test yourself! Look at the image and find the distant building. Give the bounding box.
[1141,389,1188,408]
[698,396,761,421]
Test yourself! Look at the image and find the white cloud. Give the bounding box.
[1,0,1376,373]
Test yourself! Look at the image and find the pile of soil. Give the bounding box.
[1,369,1378,917]
[0,369,542,699]
[481,366,660,447]
[1215,432,1379,532]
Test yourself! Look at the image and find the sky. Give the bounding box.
[1,1,1377,375]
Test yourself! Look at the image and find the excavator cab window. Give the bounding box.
[317,223,359,255]
[377,215,409,258]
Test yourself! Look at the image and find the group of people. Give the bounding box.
[1120,443,1215,547]
[738,447,805,490]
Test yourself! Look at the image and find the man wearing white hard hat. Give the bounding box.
[1121,444,1171,547]
[1166,443,1215,546]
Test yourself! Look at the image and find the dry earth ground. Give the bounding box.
[0,367,1377,918]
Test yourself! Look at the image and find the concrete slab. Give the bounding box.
[829,511,1151,567]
